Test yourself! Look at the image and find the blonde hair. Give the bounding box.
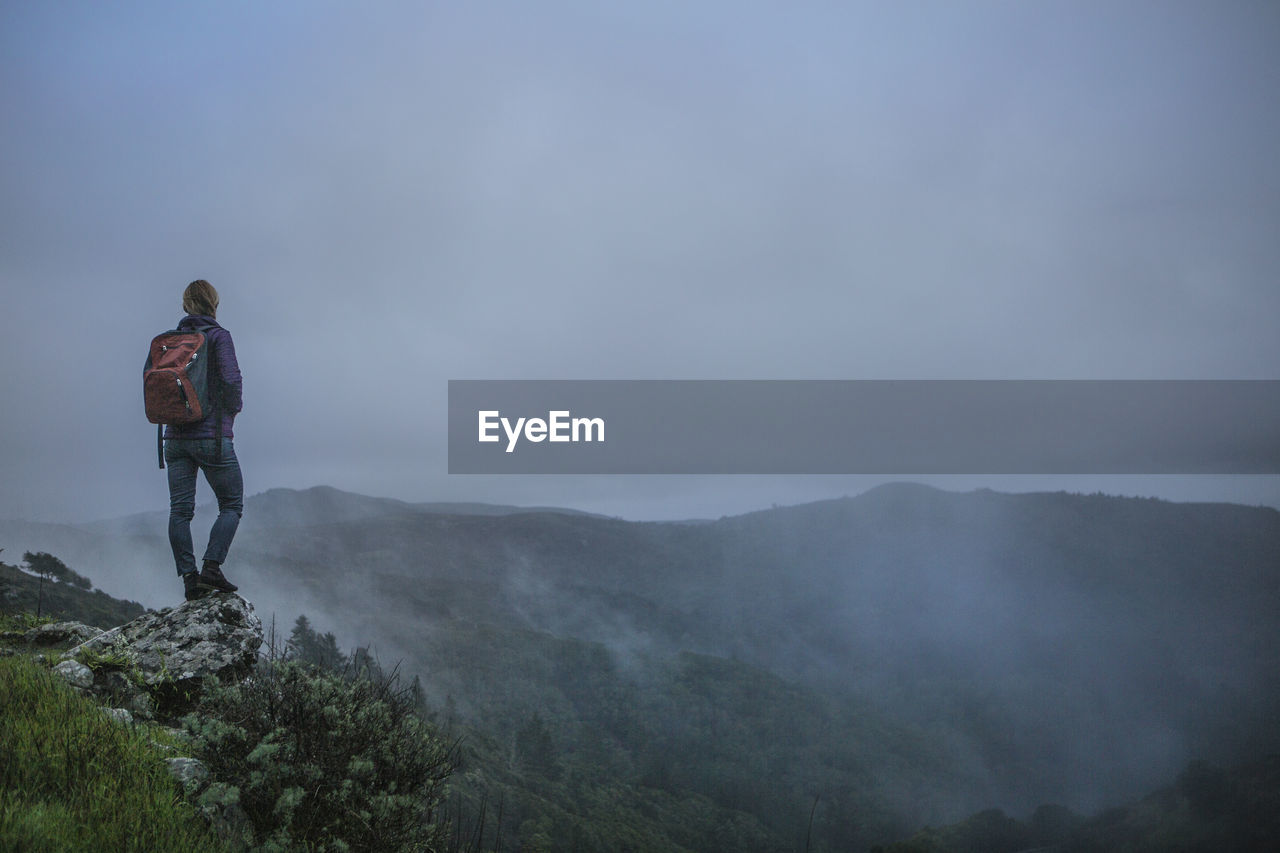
[182,279,219,318]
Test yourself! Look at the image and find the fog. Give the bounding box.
[5,480,1278,848]
[2,2,1279,524]
[4,4,1280,846]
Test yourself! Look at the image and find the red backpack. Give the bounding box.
[143,324,219,468]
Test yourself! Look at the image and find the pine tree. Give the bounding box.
[286,614,349,673]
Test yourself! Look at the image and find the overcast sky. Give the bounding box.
[2,1,1278,524]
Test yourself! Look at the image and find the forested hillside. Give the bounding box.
[4,483,1278,850]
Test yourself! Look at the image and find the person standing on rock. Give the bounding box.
[163,279,244,602]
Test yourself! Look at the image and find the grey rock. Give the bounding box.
[25,621,104,648]
[104,707,134,725]
[126,689,155,719]
[66,594,262,689]
[162,725,190,742]
[53,659,94,690]
[81,669,155,721]
[148,726,192,753]
[166,756,210,789]
[98,669,136,693]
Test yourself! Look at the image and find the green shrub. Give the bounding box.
[0,609,52,633]
[0,655,227,852]
[185,659,456,852]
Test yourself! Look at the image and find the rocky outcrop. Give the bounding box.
[52,658,94,689]
[2,593,264,848]
[25,620,105,648]
[66,594,261,682]
[1,619,105,652]
[58,593,263,719]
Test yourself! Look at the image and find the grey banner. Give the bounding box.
[447,380,1280,474]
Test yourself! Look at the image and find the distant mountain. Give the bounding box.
[242,485,607,528]
[75,484,602,538]
[884,755,1280,852]
[1,486,604,609]
[2,483,1277,851]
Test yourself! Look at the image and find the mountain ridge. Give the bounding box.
[3,482,1278,839]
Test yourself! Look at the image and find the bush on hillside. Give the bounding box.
[184,659,456,852]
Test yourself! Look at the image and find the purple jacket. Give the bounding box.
[163,315,243,439]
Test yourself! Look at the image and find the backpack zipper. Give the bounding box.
[176,377,193,412]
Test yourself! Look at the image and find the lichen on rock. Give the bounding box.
[61,594,263,719]
[25,621,105,648]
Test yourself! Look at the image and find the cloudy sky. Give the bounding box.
[2,1,1278,523]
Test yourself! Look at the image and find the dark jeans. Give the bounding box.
[165,438,243,577]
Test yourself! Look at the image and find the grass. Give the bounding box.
[0,610,51,634]
[75,635,144,690]
[0,654,230,852]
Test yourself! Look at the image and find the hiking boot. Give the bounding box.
[198,560,239,594]
[183,572,209,601]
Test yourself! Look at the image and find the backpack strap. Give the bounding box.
[194,322,225,464]
[157,424,165,469]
